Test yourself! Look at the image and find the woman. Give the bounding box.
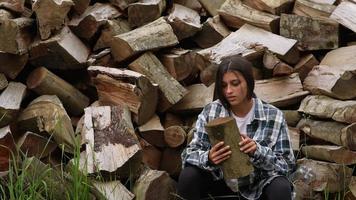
[177,56,295,200]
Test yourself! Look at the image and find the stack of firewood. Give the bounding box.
[0,0,356,199]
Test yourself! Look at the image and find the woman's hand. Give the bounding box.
[239,134,257,156]
[208,141,232,165]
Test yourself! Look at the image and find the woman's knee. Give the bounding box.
[263,176,292,200]
[178,165,206,185]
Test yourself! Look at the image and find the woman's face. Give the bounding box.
[222,71,249,107]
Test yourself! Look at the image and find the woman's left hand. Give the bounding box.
[239,134,257,156]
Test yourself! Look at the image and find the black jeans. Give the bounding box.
[177,164,292,200]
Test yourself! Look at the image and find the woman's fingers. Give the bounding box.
[211,150,232,164]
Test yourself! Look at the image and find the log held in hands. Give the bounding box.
[205,117,253,179]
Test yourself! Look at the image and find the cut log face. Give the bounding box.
[205,117,254,179]
[0,0,25,13]
[72,0,90,15]
[159,147,183,177]
[69,3,121,41]
[167,4,201,40]
[94,19,131,51]
[242,0,293,15]
[0,126,16,172]
[193,15,231,48]
[0,52,28,79]
[139,137,162,170]
[17,95,76,153]
[138,114,166,147]
[32,0,74,40]
[164,125,186,148]
[297,118,356,150]
[0,17,34,54]
[129,52,187,107]
[198,0,225,16]
[302,145,356,165]
[298,95,356,124]
[0,82,26,127]
[109,0,138,10]
[296,158,353,193]
[82,106,142,178]
[92,180,134,200]
[218,0,280,33]
[110,17,178,62]
[330,1,356,33]
[29,26,90,70]
[132,168,176,200]
[255,73,309,107]
[169,83,215,113]
[17,131,57,159]
[293,0,336,18]
[293,54,319,82]
[280,14,339,51]
[88,66,158,125]
[128,0,166,28]
[27,67,90,116]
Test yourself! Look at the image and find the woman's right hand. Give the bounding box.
[208,141,232,165]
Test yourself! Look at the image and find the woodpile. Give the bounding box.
[0,0,355,199]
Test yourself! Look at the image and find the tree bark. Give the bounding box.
[139,137,162,170]
[302,145,356,165]
[293,0,336,18]
[242,0,293,15]
[27,67,90,116]
[128,0,166,28]
[205,117,254,179]
[0,52,28,79]
[0,0,25,13]
[330,1,356,33]
[282,110,302,127]
[72,0,90,15]
[109,0,138,10]
[110,17,178,62]
[89,66,158,125]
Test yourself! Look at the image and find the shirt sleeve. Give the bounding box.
[250,112,296,176]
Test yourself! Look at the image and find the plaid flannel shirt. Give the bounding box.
[181,98,296,200]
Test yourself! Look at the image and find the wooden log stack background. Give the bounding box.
[0,0,356,199]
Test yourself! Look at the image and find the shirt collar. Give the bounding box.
[252,98,267,121]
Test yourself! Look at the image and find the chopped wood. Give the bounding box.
[167,4,201,40]
[349,177,356,199]
[69,3,121,42]
[27,67,90,116]
[109,0,138,10]
[198,0,225,16]
[297,118,356,150]
[0,0,24,13]
[94,19,131,51]
[0,73,7,90]
[193,15,231,48]
[173,0,203,12]
[92,180,134,200]
[81,106,142,178]
[218,0,280,33]
[128,0,166,28]
[293,0,336,18]
[164,125,186,148]
[205,117,254,179]
[263,50,293,76]
[296,158,352,193]
[87,48,116,68]
[169,83,214,113]
[138,114,166,147]
[309,0,336,4]
[0,17,34,54]
[303,64,356,100]
[282,110,302,127]
[159,147,183,177]
[29,26,90,70]
[132,168,176,200]
[32,0,73,40]
[242,0,293,15]
[0,52,28,79]
[89,66,158,125]
[17,95,76,153]
[139,137,162,170]
[164,113,183,128]
[294,54,319,82]
[0,82,26,127]
[330,1,356,33]
[273,62,294,76]
[0,8,14,19]
[17,131,57,158]
[288,127,300,151]
[320,45,356,67]
[111,18,178,62]
[302,145,356,165]
[129,52,187,107]
[72,0,90,15]
[0,126,16,172]
[254,73,309,107]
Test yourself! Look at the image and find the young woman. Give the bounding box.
[177,56,296,200]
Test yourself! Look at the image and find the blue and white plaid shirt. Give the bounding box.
[182,98,296,200]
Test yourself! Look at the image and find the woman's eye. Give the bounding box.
[232,80,240,86]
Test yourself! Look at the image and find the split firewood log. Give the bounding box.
[29,26,90,70]
[330,1,356,33]
[27,67,90,116]
[110,17,178,62]
[128,0,166,28]
[263,50,293,76]
[320,45,356,67]
[198,0,225,16]
[302,145,356,165]
[17,131,57,159]
[173,0,202,13]
[138,114,166,147]
[0,52,28,79]
[132,168,176,200]
[0,82,26,127]
[242,0,294,15]
[218,0,280,33]
[72,0,90,15]
[293,0,336,18]
[282,110,302,127]
[69,3,121,42]
[347,177,356,200]
[293,54,319,82]
[280,14,339,51]
[0,74,7,90]
[92,180,134,200]
[88,66,158,125]
[0,8,13,19]
[0,126,16,173]
[139,137,162,170]
[164,125,186,148]
[0,0,25,13]
[288,127,300,152]
[32,0,73,40]
[159,147,183,177]
[81,105,142,178]
[164,113,183,128]
[297,118,356,150]
[109,0,138,10]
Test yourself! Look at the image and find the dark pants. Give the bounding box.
[177,164,292,200]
